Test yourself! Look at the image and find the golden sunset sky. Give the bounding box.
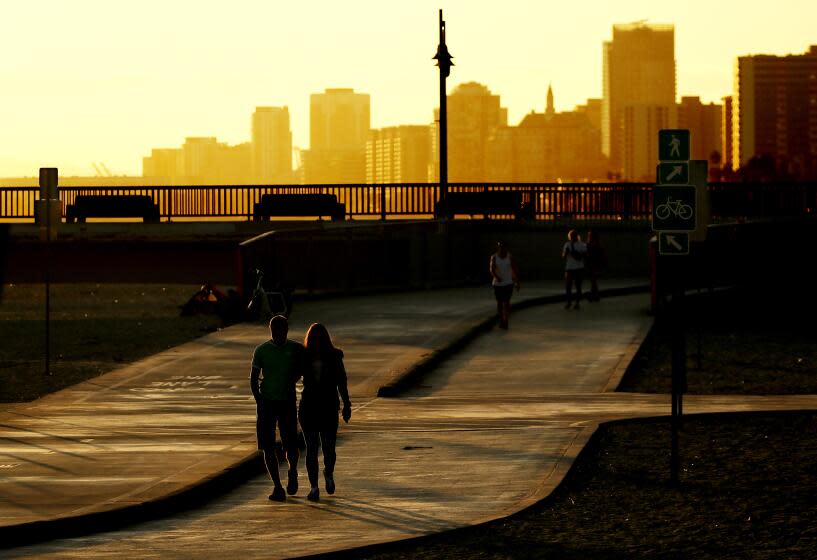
[1,0,814,178]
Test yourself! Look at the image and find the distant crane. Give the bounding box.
[91,162,113,177]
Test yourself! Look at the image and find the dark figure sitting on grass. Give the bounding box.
[299,323,352,502]
[180,282,245,325]
[250,315,306,502]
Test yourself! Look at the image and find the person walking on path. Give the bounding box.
[489,240,520,330]
[562,230,586,310]
[585,230,607,302]
[250,314,306,502]
[299,323,352,502]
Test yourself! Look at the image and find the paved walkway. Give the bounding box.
[0,282,635,536]
[4,281,816,559]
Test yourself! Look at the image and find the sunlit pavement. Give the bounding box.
[27,281,814,559]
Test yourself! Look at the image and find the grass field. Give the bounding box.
[0,283,222,402]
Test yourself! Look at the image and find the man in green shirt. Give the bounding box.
[250,315,306,502]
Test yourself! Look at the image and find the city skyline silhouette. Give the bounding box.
[1,0,815,179]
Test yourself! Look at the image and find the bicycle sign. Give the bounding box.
[655,196,693,220]
[652,186,696,231]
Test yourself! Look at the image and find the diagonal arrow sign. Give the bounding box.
[658,231,689,255]
[665,166,683,182]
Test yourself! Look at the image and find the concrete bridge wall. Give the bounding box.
[2,220,654,291]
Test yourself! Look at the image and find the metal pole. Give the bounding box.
[439,50,448,200]
[40,168,57,377]
[45,195,50,377]
[670,268,686,485]
[433,9,453,206]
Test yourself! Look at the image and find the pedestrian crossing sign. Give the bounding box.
[658,129,690,162]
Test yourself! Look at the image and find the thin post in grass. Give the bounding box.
[39,168,58,376]
[670,267,687,485]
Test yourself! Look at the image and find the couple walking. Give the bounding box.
[250,315,352,503]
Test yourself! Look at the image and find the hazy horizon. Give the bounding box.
[2,0,815,178]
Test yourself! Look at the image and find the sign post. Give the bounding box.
[40,168,58,377]
[653,129,694,485]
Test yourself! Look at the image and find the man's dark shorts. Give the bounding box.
[493,284,513,303]
[256,398,298,451]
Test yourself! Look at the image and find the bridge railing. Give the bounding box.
[1,182,814,222]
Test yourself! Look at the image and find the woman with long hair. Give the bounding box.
[300,323,352,501]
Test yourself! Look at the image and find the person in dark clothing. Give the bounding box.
[299,323,352,502]
[250,315,306,502]
[562,229,587,310]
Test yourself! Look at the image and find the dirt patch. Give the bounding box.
[350,288,817,559]
[619,287,817,394]
[356,412,817,560]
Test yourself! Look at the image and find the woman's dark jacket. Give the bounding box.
[299,349,350,425]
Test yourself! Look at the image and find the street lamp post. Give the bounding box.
[433,9,453,206]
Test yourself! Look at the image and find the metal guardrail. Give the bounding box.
[1,182,815,222]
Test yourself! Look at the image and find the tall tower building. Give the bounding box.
[721,96,733,171]
[181,137,220,182]
[545,84,555,119]
[602,22,676,179]
[677,96,722,162]
[732,46,817,179]
[305,88,370,183]
[434,82,507,182]
[366,125,431,184]
[143,148,182,181]
[252,107,293,184]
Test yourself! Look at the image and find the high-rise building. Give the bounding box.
[252,107,292,184]
[181,137,220,182]
[366,125,432,184]
[304,88,370,183]
[433,82,507,182]
[603,22,676,179]
[732,46,817,179]
[142,148,182,181]
[575,98,602,131]
[677,96,722,162]
[217,142,252,184]
[621,104,675,181]
[142,138,252,184]
[721,96,733,171]
[485,92,608,182]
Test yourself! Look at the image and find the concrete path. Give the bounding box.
[0,281,642,537]
[7,286,817,559]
